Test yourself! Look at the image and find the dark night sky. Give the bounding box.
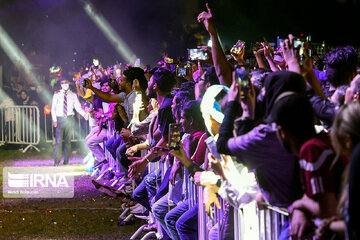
[0,0,359,81]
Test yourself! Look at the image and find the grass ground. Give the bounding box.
[0,145,144,240]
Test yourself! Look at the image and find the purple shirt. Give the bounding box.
[227,123,302,208]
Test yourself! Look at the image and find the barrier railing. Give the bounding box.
[195,182,289,240]
[44,113,89,143]
[0,105,40,152]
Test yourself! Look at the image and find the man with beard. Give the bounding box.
[128,68,176,179]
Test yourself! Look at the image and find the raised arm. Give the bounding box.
[198,3,232,87]
[84,78,122,103]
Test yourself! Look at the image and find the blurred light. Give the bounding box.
[82,1,136,64]
[74,52,77,55]
[0,25,52,103]
[44,105,51,115]
[300,33,304,37]
[207,39,212,47]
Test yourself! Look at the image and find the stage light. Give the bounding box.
[82,1,136,64]
[0,25,52,103]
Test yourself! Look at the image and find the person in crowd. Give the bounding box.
[51,78,88,166]
[127,68,177,179]
[86,77,116,168]
[270,93,347,239]
[329,102,360,240]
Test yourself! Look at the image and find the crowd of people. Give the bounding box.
[2,3,359,240]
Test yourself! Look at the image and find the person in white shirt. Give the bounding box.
[51,79,88,166]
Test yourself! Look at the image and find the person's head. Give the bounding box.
[324,46,358,88]
[119,67,147,93]
[36,85,43,94]
[180,100,205,133]
[263,71,307,120]
[171,90,193,122]
[147,68,176,99]
[195,66,220,100]
[20,90,28,100]
[60,79,70,91]
[345,74,360,104]
[99,76,111,93]
[123,67,147,91]
[270,93,316,155]
[331,102,360,157]
[249,68,272,92]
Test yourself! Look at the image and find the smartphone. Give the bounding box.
[235,67,250,92]
[83,78,89,88]
[188,49,208,61]
[214,88,227,103]
[168,123,181,150]
[93,59,99,67]
[165,57,174,64]
[230,40,245,55]
[177,67,187,77]
[205,136,222,160]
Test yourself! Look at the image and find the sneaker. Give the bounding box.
[93,159,108,169]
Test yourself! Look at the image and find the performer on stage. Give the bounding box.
[51,79,88,166]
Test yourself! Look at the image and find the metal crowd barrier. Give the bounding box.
[194,180,289,240]
[44,112,89,143]
[0,105,40,152]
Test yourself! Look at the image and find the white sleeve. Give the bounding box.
[51,93,58,123]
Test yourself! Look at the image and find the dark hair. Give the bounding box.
[149,66,160,75]
[180,81,195,92]
[249,68,272,90]
[182,100,205,129]
[152,68,176,93]
[123,67,147,91]
[324,46,358,87]
[174,90,194,104]
[270,93,316,142]
[99,75,109,87]
[204,66,220,86]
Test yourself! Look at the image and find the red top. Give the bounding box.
[299,132,343,198]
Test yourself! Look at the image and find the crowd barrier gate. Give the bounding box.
[0,105,40,152]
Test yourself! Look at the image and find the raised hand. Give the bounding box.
[281,34,301,74]
[197,3,217,35]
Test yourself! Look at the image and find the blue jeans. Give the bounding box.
[132,170,161,212]
[165,200,198,240]
[105,135,123,160]
[152,193,171,240]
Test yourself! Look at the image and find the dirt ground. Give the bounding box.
[0,146,144,240]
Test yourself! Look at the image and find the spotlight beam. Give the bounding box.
[0,25,52,103]
[82,1,136,64]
